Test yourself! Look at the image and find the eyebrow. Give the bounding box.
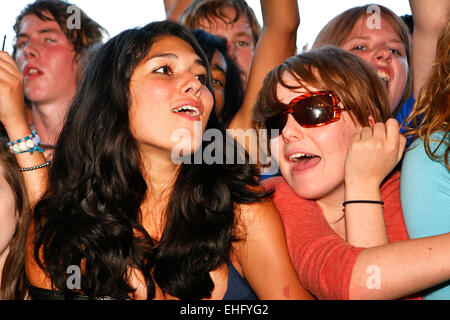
[234,31,252,38]
[345,36,403,44]
[148,52,205,67]
[148,52,176,60]
[18,28,62,38]
[211,63,226,74]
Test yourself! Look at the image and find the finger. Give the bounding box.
[0,58,23,83]
[0,64,22,83]
[0,65,16,81]
[360,126,373,140]
[350,126,363,143]
[385,118,400,136]
[0,52,21,74]
[348,128,364,155]
[385,118,401,147]
[349,130,361,145]
[373,122,387,140]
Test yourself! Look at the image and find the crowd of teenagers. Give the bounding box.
[0,0,448,300]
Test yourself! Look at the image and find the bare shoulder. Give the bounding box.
[233,199,314,300]
[25,224,53,290]
[234,198,285,243]
[236,198,279,217]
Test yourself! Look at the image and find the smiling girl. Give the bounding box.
[313,1,449,135]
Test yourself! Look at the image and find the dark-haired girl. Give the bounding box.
[190,29,244,128]
[0,20,311,300]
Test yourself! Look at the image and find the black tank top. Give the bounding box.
[223,260,257,300]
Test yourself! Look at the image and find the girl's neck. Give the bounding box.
[138,147,181,239]
[316,184,347,239]
[140,148,180,194]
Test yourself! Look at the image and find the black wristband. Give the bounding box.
[342,200,384,207]
[19,160,51,172]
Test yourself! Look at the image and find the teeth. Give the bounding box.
[172,105,200,117]
[28,68,39,74]
[377,71,390,85]
[289,153,307,162]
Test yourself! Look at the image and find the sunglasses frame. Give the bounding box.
[265,90,344,135]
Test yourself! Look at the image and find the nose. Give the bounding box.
[227,43,236,60]
[374,46,392,63]
[281,115,304,142]
[22,40,39,59]
[182,72,202,97]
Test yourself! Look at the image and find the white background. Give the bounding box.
[1,0,411,54]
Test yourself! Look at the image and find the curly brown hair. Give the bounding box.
[405,22,450,170]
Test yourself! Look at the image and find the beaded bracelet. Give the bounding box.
[6,130,44,154]
[19,160,51,172]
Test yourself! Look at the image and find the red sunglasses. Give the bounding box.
[265,90,344,137]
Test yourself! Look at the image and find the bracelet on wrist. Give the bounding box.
[6,130,44,154]
[342,200,384,207]
[19,160,51,172]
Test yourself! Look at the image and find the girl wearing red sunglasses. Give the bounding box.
[255,46,450,300]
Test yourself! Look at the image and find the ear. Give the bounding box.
[368,115,376,128]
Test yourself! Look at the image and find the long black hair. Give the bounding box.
[191,29,245,128]
[33,20,269,300]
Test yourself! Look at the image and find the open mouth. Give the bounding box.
[27,68,41,75]
[24,66,44,78]
[376,71,390,88]
[287,152,321,172]
[172,105,200,118]
[288,152,319,162]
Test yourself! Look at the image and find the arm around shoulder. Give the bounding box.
[233,199,314,299]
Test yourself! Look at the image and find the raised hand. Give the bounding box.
[344,118,406,247]
[345,118,406,190]
[0,51,27,129]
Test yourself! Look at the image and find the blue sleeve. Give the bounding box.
[395,93,415,133]
[395,93,416,148]
[400,132,450,300]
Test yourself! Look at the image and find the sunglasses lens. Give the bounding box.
[265,114,286,138]
[264,93,340,136]
[292,95,335,127]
